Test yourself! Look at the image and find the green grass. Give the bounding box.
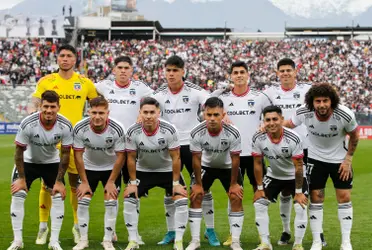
[0,135,371,249]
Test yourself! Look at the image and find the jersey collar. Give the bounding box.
[142,121,160,136]
[281,83,296,92]
[267,128,284,144]
[207,122,223,137]
[39,113,57,131]
[115,79,131,89]
[232,86,250,97]
[168,82,184,95]
[90,119,109,134]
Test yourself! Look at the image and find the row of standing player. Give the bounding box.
[7,44,359,250]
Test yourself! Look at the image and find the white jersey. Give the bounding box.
[220,88,271,156]
[15,112,73,164]
[291,104,358,163]
[189,121,241,169]
[252,127,305,180]
[264,83,311,148]
[73,117,126,171]
[126,120,180,172]
[95,79,153,129]
[152,81,209,145]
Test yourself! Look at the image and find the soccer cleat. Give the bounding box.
[340,242,353,250]
[310,241,322,250]
[185,240,201,250]
[223,234,232,246]
[36,227,49,245]
[292,244,304,250]
[253,243,273,250]
[7,241,23,250]
[320,233,327,247]
[48,241,63,250]
[128,234,145,245]
[277,232,291,245]
[101,240,115,250]
[125,241,139,250]
[72,226,81,244]
[157,231,175,245]
[72,240,89,250]
[230,241,243,250]
[204,228,221,246]
[173,240,184,250]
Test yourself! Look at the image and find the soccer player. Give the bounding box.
[252,105,308,250]
[72,96,126,250]
[263,58,319,245]
[286,83,359,250]
[30,44,98,244]
[123,97,188,250]
[8,91,73,250]
[186,97,244,250]
[152,55,220,246]
[219,61,271,245]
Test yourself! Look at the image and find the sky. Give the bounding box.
[1,0,372,31]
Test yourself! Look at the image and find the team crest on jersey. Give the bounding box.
[220,139,228,146]
[182,96,189,104]
[53,134,62,142]
[129,89,136,96]
[158,138,166,145]
[293,92,300,99]
[73,82,81,91]
[281,147,289,153]
[247,100,255,107]
[105,137,113,144]
[329,125,337,131]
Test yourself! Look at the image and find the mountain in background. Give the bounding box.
[0,0,371,31]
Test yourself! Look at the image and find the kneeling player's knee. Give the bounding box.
[310,189,325,203]
[229,193,242,208]
[336,191,351,203]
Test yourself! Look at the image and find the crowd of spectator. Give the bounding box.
[0,38,371,115]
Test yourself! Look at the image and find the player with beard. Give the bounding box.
[29,44,98,245]
[286,83,359,250]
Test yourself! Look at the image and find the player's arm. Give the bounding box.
[192,152,202,185]
[74,150,87,182]
[169,149,181,182]
[230,153,240,185]
[27,97,41,114]
[345,127,359,158]
[292,156,307,208]
[52,146,71,199]
[105,151,125,199]
[11,145,28,194]
[340,123,360,181]
[126,151,137,182]
[253,155,264,188]
[283,119,296,129]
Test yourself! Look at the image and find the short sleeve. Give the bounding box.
[15,125,29,147]
[73,129,85,151]
[345,111,358,133]
[259,91,273,113]
[291,106,305,127]
[189,134,202,153]
[61,124,73,148]
[251,134,263,157]
[168,129,180,150]
[125,132,137,152]
[95,81,105,95]
[86,79,98,100]
[230,133,242,155]
[198,89,210,106]
[114,134,126,152]
[142,83,154,98]
[291,140,304,159]
[32,78,46,99]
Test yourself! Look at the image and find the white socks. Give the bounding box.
[189,208,202,242]
[254,198,271,245]
[338,202,353,244]
[309,203,323,243]
[77,197,91,241]
[294,203,307,245]
[202,192,214,229]
[164,196,175,232]
[104,200,118,241]
[174,198,189,241]
[124,197,139,242]
[11,190,27,242]
[229,211,244,243]
[50,193,64,243]
[280,194,292,234]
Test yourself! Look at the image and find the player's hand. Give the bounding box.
[124,184,138,199]
[223,115,233,125]
[52,181,66,200]
[190,184,204,201]
[253,190,266,202]
[136,115,143,124]
[259,123,266,133]
[11,178,28,194]
[173,184,187,197]
[294,193,308,208]
[339,157,353,181]
[76,182,92,199]
[229,183,243,200]
[105,181,118,200]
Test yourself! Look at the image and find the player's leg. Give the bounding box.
[331,164,353,250]
[37,181,51,244]
[73,170,99,250]
[158,194,176,245]
[168,173,188,250]
[67,150,80,241]
[8,163,35,250]
[101,170,121,250]
[41,163,65,250]
[278,189,292,245]
[220,168,244,250]
[186,167,215,250]
[291,178,309,250]
[124,171,151,250]
[308,158,329,250]
[253,176,279,250]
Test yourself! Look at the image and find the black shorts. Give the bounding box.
[263,176,309,203]
[191,167,243,192]
[11,162,59,190]
[180,145,193,177]
[240,156,266,186]
[307,158,353,190]
[137,171,186,198]
[122,152,130,183]
[78,170,122,194]
[303,148,308,166]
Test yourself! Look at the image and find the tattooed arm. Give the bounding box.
[339,129,359,182]
[56,147,71,183]
[292,157,307,207]
[346,129,359,158]
[11,145,28,194]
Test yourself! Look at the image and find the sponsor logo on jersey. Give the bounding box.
[309,130,338,138]
[293,92,300,99]
[276,96,281,99]
[164,108,191,114]
[59,94,81,100]
[229,102,234,106]
[139,141,144,146]
[158,138,166,145]
[53,85,58,90]
[165,100,170,104]
[277,104,302,109]
[247,100,255,107]
[107,99,136,105]
[34,134,40,138]
[263,147,269,151]
[227,110,256,116]
[109,90,115,94]
[129,89,136,96]
[74,82,81,91]
[203,142,209,146]
[84,138,90,143]
[182,96,189,104]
